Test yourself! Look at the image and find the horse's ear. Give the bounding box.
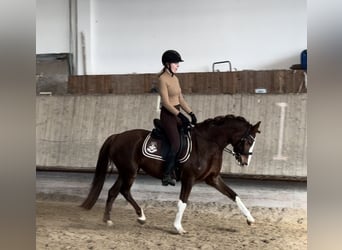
[252,121,261,133]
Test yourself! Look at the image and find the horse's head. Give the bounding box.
[195,115,261,166]
[231,121,261,167]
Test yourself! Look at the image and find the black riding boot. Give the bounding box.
[162,152,177,186]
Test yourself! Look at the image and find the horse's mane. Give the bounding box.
[199,114,250,127]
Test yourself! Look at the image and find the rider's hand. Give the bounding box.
[189,112,197,125]
[177,112,191,127]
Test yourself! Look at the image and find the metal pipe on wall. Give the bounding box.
[69,0,78,75]
[81,31,87,75]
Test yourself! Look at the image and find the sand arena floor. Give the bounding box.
[36,172,307,250]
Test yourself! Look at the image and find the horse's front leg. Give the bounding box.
[174,179,194,234]
[205,175,255,225]
[174,200,187,234]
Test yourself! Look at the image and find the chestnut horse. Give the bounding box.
[81,115,261,234]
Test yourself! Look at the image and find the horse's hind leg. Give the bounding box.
[103,176,123,226]
[205,175,255,225]
[119,176,146,224]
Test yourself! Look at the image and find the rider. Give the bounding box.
[158,50,197,186]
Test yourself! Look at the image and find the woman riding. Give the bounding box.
[158,50,197,186]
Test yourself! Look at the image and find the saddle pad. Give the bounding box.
[142,133,192,163]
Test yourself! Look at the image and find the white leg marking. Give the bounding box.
[173,200,187,234]
[235,196,255,223]
[106,220,113,226]
[138,208,146,222]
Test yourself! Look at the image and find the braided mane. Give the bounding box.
[200,114,250,127]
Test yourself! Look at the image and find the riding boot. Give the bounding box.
[162,152,177,186]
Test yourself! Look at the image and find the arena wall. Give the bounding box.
[36,94,307,180]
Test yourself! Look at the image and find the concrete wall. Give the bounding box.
[36,94,307,179]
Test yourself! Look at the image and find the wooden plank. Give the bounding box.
[68,70,307,95]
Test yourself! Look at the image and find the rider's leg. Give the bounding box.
[160,106,180,186]
[162,150,177,186]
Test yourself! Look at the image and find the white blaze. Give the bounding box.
[247,139,256,166]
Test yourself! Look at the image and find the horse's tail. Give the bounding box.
[80,134,116,210]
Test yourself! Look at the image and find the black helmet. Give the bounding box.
[161,50,184,66]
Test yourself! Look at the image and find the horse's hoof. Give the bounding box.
[174,227,187,235]
[178,229,187,235]
[137,218,146,225]
[106,220,114,226]
[247,219,255,226]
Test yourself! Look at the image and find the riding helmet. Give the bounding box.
[161,50,184,66]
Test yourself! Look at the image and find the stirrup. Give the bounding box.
[162,176,176,186]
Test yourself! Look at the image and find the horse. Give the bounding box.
[81,114,261,234]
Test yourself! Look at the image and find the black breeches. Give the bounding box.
[160,106,181,154]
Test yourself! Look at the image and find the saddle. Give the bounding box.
[142,119,192,164]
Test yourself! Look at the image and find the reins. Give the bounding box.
[223,139,254,157]
[223,147,237,156]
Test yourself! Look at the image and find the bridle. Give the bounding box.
[193,123,256,161]
[224,126,255,159]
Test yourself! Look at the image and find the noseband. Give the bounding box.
[224,126,255,158]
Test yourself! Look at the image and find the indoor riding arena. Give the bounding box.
[36,1,307,249]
